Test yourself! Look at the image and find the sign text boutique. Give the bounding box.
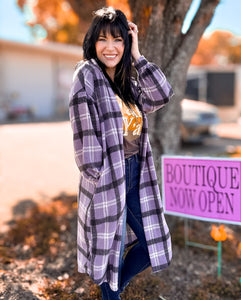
[162,156,241,224]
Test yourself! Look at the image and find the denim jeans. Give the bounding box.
[100,154,151,299]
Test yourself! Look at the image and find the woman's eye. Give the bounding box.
[115,38,123,42]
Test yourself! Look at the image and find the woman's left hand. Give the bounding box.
[128,22,141,62]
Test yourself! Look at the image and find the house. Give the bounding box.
[185,64,241,122]
[0,38,83,121]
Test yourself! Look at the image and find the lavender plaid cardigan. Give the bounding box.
[69,56,173,291]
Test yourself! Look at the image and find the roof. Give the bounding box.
[0,38,83,58]
[188,63,241,73]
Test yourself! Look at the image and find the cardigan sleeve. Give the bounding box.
[134,56,174,114]
[69,74,103,183]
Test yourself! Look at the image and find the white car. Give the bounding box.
[181,98,220,142]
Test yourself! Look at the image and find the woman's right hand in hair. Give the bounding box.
[128,22,141,62]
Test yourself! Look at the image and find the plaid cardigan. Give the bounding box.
[69,56,173,291]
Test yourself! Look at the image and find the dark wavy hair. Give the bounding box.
[83,7,135,107]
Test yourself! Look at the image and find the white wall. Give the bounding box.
[55,58,78,116]
[1,46,55,118]
[235,67,241,113]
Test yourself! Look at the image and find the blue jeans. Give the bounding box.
[100,154,151,299]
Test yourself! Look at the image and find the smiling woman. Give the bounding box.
[82,7,141,109]
[69,6,173,299]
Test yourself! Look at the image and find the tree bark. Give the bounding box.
[127,0,220,185]
[68,0,106,22]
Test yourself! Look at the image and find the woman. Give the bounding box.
[69,7,173,299]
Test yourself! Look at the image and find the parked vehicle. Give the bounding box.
[181,98,220,142]
[6,104,33,121]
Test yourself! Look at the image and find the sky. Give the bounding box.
[0,0,241,44]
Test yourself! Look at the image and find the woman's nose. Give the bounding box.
[106,40,114,49]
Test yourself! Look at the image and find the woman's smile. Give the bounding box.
[104,54,117,58]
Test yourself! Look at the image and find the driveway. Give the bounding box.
[0,121,79,232]
[0,121,241,232]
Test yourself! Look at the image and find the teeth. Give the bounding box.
[104,55,116,58]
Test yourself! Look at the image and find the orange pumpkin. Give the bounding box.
[210,225,227,242]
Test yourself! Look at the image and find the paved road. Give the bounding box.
[0,121,241,232]
[181,123,241,156]
[181,136,241,156]
[0,121,79,232]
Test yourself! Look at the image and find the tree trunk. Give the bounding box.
[127,0,220,185]
[68,0,106,22]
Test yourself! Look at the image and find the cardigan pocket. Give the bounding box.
[77,174,98,264]
[79,173,98,205]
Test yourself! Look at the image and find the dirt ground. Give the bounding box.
[0,195,240,300]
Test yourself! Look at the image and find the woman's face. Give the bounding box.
[95,31,124,79]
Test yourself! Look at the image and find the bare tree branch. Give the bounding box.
[164,0,221,72]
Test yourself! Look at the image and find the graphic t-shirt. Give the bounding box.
[116,95,143,158]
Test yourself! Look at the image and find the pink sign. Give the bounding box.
[162,156,241,225]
